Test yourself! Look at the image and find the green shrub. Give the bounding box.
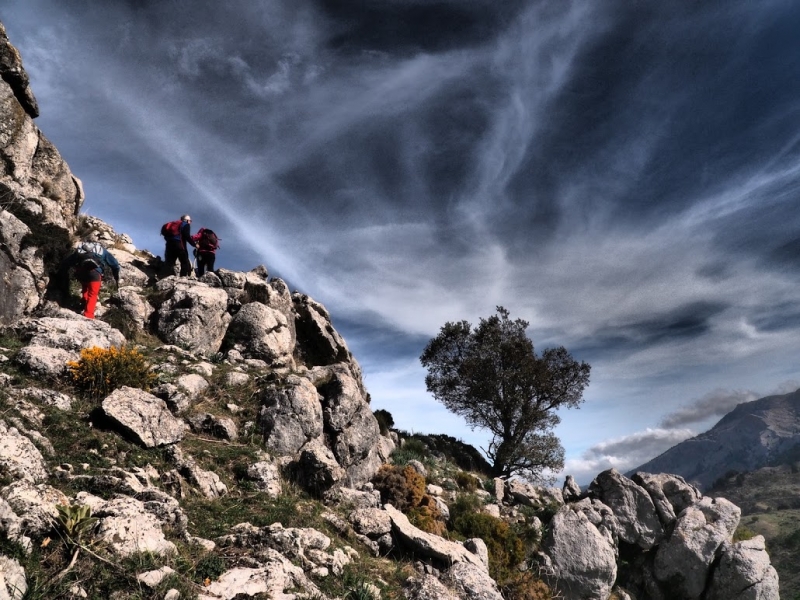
[195,553,227,583]
[67,346,155,399]
[450,511,525,586]
[455,470,479,491]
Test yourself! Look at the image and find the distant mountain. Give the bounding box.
[628,388,800,490]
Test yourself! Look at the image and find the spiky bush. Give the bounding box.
[67,346,155,399]
[372,465,445,534]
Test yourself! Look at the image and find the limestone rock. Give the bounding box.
[0,555,26,600]
[0,420,48,482]
[198,550,322,600]
[246,460,282,497]
[224,302,295,367]
[293,293,350,366]
[653,496,741,598]
[14,316,126,351]
[631,471,702,526]
[259,375,323,455]
[154,278,230,355]
[87,494,177,557]
[706,536,779,600]
[539,505,618,600]
[0,480,69,536]
[385,504,486,570]
[101,387,186,448]
[294,439,346,494]
[14,345,76,378]
[589,469,663,550]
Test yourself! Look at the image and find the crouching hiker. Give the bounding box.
[160,214,196,278]
[191,227,220,276]
[57,241,120,319]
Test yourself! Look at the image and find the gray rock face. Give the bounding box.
[225,302,294,367]
[0,420,48,482]
[293,294,351,366]
[0,21,39,117]
[653,496,741,598]
[82,493,177,557]
[706,536,780,600]
[0,24,83,326]
[589,469,664,550]
[15,345,76,378]
[540,506,618,600]
[0,555,26,600]
[631,472,702,525]
[154,278,230,355]
[1,480,69,536]
[14,316,126,351]
[385,504,487,570]
[101,387,186,448]
[259,375,324,455]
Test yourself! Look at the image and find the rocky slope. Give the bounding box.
[0,20,782,600]
[629,388,800,491]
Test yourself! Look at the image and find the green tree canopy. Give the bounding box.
[420,306,590,480]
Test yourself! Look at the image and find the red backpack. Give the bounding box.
[197,228,219,251]
[161,220,182,239]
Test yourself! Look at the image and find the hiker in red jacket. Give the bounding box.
[160,214,196,278]
[191,227,220,277]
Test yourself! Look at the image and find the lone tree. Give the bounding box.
[420,306,590,480]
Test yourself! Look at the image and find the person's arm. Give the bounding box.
[102,250,121,282]
[182,222,196,247]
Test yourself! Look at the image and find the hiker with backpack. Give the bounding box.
[160,214,196,278]
[191,227,220,276]
[57,241,121,319]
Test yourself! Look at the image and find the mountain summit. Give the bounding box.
[630,388,800,490]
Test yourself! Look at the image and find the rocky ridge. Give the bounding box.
[0,21,781,600]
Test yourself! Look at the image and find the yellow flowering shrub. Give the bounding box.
[67,346,155,399]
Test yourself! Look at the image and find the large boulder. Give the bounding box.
[154,278,230,355]
[653,496,741,598]
[631,472,702,526]
[589,469,664,550]
[78,493,176,557]
[316,366,383,484]
[259,375,324,455]
[224,302,295,367]
[539,505,618,600]
[13,316,126,351]
[0,420,48,482]
[293,294,351,366]
[0,480,69,536]
[706,536,780,600]
[101,387,186,448]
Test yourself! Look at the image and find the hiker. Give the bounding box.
[161,214,196,277]
[191,227,220,276]
[57,241,120,319]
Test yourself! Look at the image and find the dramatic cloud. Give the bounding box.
[659,389,759,429]
[565,428,696,486]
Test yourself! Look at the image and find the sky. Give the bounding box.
[4,0,800,485]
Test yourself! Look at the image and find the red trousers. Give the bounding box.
[81,280,102,319]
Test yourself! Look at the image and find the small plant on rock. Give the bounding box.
[67,346,155,399]
[54,502,97,549]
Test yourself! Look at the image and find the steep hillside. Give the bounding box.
[0,19,783,600]
[629,388,800,490]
